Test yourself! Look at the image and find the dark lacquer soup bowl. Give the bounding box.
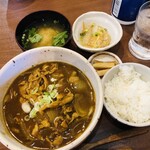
[15,10,72,51]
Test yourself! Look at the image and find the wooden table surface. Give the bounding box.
[0,0,150,150]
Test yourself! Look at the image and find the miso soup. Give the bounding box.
[3,62,95,149]
[21,20,69,49]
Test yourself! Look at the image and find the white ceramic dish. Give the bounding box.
[72,11,123,53]
[102,63,150,127]
[88,51,122,64]
[0,46,103,150]
[88,52,122,77]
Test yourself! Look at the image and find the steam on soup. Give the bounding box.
[3,62,95,149]
[21,20,69,49]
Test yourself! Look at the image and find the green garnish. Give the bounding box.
[80,31,87,36]
[29,84,58,118]
[21,27,42,49]
[29,33,42,43]
[52,31,68,46]
[95,32,99,36]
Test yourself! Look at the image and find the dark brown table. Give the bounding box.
[0,0,150,150]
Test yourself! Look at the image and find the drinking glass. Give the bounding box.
[129,1,150,60]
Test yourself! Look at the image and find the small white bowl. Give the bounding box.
[88,52,122,77]
[0,46,103,150]
[102,63,150,127]
[72,11,123,53]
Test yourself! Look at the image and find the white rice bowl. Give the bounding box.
[102,63,150,127]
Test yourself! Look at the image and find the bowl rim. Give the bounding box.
[15,10,72,51]
[88,51,122,64]
[72,11,123,52]
[102,62,150,127]
[0,46,103,150]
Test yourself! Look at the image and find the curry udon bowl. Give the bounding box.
[0,47,103,150]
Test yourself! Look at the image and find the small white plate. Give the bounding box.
[72,11,123,53]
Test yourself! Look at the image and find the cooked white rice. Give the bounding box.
[104,65,150,123]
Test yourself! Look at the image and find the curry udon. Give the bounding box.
[3,62,95,149]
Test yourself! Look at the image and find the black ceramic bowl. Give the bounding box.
[15,10,72,51]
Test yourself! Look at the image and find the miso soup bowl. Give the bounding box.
[15,10,72,51]
[0,47,103,150]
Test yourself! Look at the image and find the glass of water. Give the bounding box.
[129,1,150,60]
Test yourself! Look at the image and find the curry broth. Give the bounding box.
[3,62,95,149]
